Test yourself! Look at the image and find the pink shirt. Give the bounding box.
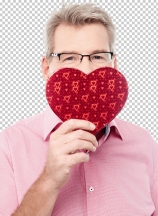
[0,105,158,216]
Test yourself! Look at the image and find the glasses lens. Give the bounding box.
[60,54,80,65]
[91,53,112,63]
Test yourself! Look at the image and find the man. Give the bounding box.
[0,3,158,216]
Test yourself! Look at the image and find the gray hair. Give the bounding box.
[44,3,116,59]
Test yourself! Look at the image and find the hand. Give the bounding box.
[44,119,98,191]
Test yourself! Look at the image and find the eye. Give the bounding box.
[62,54,78,62]
[64,56,74,61]
[91,53,111,62]
[93,55,103,60]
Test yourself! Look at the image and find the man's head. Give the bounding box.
[42,3,117,80]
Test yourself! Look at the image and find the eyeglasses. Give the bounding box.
[50,52,113,66]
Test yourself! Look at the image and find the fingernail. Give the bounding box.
[96,141,98,147]
[90,123,96,129]
[93,146,97,152]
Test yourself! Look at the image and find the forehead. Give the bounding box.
[53,23,110,53]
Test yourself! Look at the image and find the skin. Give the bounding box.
[12,23,118,216]
[42,23,117,78]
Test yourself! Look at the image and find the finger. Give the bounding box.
[51,129,98,148]
[67,152,90,167]
[62,139,97,154]
[67,129,98,147]
[51,119,96,136]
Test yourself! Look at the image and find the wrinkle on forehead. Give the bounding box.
[53,23,110,53]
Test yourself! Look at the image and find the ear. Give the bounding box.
[113,54,118,70]
[41,56,50,81]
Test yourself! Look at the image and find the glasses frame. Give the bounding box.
[50,52,114,62]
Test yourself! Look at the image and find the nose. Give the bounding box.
[75,56,97,74]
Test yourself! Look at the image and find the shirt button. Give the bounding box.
[89,186,94,192]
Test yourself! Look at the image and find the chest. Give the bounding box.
[51,152,155,216]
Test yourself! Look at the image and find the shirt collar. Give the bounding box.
[108,119,124,140]
[43,105,124,141]
[44,105,63,140]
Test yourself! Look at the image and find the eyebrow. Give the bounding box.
[91,49,110,54]
[57,49,110,54]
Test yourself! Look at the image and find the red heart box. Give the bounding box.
[46,67,128,135]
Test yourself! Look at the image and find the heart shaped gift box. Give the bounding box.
[46,67,128,135]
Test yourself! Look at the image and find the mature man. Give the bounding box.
[0,3,158,216]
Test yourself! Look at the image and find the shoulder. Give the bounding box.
[0,111,44,151]
[115,118,157,143]
[115,118,158,175]
[3,111,44,134]
[115,118,158,165]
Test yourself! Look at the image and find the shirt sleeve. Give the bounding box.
[151,163,158,216]
[0,132,19,216]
